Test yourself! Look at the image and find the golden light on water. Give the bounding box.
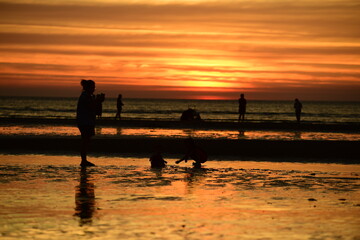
[0,154,359,239]
[0,126,359,141]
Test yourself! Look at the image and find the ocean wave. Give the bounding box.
[2,106,359,119]
[1,97,359,123]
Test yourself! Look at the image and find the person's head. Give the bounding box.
[81,79,95,94]
[118,94,122,99]
[240,93,244,98]
[295,98,299,102]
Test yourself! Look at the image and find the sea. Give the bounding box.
[0,96,359,123]
[1,98,359,240]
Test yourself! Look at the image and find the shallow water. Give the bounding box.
[1,125,359,141]
[0,155,359,240]
[1,96,360,123]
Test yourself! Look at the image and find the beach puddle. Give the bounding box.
[0,154,359,239]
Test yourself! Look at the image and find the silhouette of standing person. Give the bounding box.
[95,93,105,119]
[238,93,247,122]
[294,98,303,123]
[76,79,96,167]
[176,138,207,168]
[115,94,124,120]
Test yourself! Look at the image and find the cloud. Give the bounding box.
[0,0,359,100]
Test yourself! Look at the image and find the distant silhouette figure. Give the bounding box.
[176,138,207,168]
[74,167,96,226]
[95,93,105,119]
[76,79,96,167]
[238,93,247,122]
[149,145,167,168]
[180,107,201,121]
[115,94,124,120]
[294,98,303,123]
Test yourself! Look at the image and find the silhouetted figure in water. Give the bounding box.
[95,93,105,119]
[294,98,303,123]
[115,94,124,120]
[238,93,247,122]
[74,167,96,226]
[149,145,167,168]
[180,107,201,121]
[76,79,96,167]
[176,138,207,168]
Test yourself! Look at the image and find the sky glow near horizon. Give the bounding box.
[0,0,359,100]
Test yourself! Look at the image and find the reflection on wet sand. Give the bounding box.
[293,131,302,140]
[0,156,359,240]
[184,168,208,195]
[0,125,359,141]
[116,127,122,135]
[238,130,246,139]
[95,127,102,135]
[74,167,96,226]
[183,129,195,138]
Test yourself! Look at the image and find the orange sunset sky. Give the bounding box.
[0,0,359,100]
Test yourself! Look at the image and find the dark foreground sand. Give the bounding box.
[0,135,358,163]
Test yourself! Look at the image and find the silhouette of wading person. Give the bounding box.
[180,106,201,121]
[115,94,124,120]
[176,138,207,168]
[149,145,167,169]
[238,93,247,122]
[294,98,303,123]
[77,79,96,167]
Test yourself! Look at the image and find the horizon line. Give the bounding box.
[0,95,359,102]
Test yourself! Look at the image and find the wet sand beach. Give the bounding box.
[0,118,359,239]
[0,155,359,240]
[1,117,359,132]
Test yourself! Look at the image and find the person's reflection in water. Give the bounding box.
[150,168,164,178]
[183,129,195,138]
[183,168,207,195]
[116,127,122,135]
[74,167,96,226]
[238,130,246,139]
[95,127,102,135]
[293,131,302,140]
